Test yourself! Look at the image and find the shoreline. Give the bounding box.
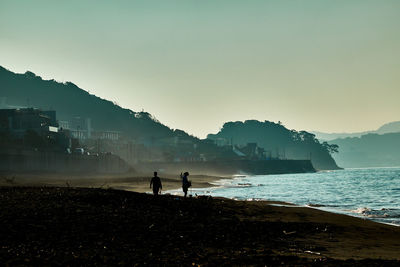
[165,175,400,228]
[0,172,229,193]
[2,171,399,227]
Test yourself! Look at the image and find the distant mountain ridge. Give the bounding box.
[312,121,400,141]
[329,133,400,168]
[377,121,400,134]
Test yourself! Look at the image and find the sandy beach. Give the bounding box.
[0,185,400,266]
[0,172,226,193]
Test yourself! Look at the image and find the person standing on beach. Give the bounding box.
[150,172,162,196]
[181,172,191,198]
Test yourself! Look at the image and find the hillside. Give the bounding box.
[207,120,340,170]
[0,66,192,141]
[0,66,339,171]
[329,133,400,168]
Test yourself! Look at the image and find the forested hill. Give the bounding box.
[207,120,340,170]
[0,66,190,140]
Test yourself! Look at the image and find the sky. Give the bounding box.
[1,0,399,138]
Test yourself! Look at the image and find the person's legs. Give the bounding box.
[183,186,188,197]
[153,187,159,195]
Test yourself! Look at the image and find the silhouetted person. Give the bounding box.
[181,172,191,197]
[150,172,162,196]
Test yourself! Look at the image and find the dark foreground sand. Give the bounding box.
[1,187,399,266]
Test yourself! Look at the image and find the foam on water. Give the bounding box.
[173,167,400,226]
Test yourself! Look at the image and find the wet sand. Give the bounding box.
[1,186,399,266]
[0,172,226,193]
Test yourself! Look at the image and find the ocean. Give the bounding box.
[170,167,400,226]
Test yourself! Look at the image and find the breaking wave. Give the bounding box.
[187,167,400,226]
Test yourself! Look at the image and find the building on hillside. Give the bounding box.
[91,130,121,141]
[0,108,73,152]
[58,120,70,130]
[232,146,246,157]
[236,143,267,160]
[59,117,121,141]
[0,108,58,138]
[214,138,230,147]
[69,129,121,141]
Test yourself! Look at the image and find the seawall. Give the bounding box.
[134,159,315,176]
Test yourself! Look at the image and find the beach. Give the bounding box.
[1,185,400,266]
[0,172,225,193]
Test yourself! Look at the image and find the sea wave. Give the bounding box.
[306,203,326,208]
[172,167,400,226]
[349,207,400,219]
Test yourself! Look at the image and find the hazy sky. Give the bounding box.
[1,0,399,138]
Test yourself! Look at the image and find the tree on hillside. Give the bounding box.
[322,142,339,155]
